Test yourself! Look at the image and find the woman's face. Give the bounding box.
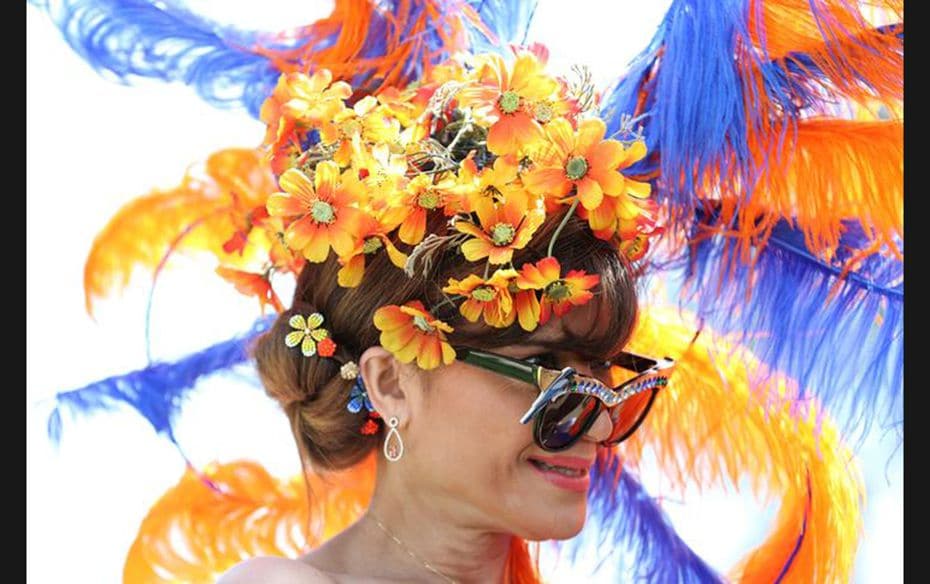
[401,302,615,541]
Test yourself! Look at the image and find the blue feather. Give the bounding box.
[465,0,539,52]
[30,0,286,117]
[30,0,540,119]
[600,0,902,214]
[560,453,723,582]
[672,216,902,443]
[46,316,274,445]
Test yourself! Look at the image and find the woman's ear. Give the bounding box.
[358,346,411,423]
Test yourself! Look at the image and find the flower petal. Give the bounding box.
[337,254,366,288]
[306,313,325,328]
[374,305,408,332]
[288,314,307,330]
[314,160,342,197]
[576,177,604,209]
[301,336,317,357]
[515,290,541,331]
[523,167,571,197]
[302,226,332,262]
[461,237,492,262]
[285,216,320,252]
[399,208,427,245]
[576,118,607,152]
[278,169,316,201]
[544,117,575,157]
[285,330,305,348]
[588,140,625,171]
[266,193,306,218]
[459,299,484,323]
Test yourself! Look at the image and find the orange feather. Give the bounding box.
[83,149,277,316]
[622,305,863,582]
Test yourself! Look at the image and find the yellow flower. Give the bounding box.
[454,155,525,213]
[515,257,600,325]
[373,301,456,370]
[336,214,409,288]
[260,70,351,169]
[284,312,332,357]
[353,143,410,203]
[454,188,545,265]
[266,162,365,263]
[381,173,462,245]
[523,118,650,210]
[460,51,559,156]
[319,96,401,166]
[443,268,518,328]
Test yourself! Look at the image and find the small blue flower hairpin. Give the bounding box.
[341,364,380,435]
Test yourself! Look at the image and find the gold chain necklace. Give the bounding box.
[367,511,458,584]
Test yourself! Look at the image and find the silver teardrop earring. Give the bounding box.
[384,416,404,462]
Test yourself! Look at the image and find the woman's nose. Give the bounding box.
[583,406,612,443]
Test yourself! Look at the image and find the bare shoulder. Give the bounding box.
[217,556,338,584]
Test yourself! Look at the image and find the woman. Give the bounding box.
[222,207,653,583]
[216,46,673,581]
[30,1,900,580]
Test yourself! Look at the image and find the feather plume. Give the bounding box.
[31,0,539,117]
[122,457,376,583]
[612,305,864,582]
[46,316,273,445]
[675,215,903,439]
[83,148,276,316]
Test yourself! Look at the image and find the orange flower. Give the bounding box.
[577,182,658,243]
[216,266,283,314]
[523,118,650,210]
[454,189,545,265]
[511,285,542,332]
[455,155,525,213]
[260,70,351,161]
[266,162,365,263]
[283,70,352,122]
[442,268,518,328]
[382,173,461,245]
[515,257,600,325]
[320,96,401,166]
[353,143,409,203]
[336,214,409,287]
[461,52,558,156]
[373,301,456,370]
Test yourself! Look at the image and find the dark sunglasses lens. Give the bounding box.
[535,393,600,451]
[606,388,656,444]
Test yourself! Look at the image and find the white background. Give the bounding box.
[27,2,902,582]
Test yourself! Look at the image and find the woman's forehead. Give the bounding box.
[511,302,611,354]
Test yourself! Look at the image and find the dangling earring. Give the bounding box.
[384,416,404,462]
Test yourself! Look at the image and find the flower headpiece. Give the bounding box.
[262,46,662,370]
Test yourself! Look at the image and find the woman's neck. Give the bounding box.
[362,493,512,584]
[359,472,514,584]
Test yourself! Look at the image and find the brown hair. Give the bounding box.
[251,208,640,473]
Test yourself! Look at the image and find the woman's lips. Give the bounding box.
[527,456,593,493]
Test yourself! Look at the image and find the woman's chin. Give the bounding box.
[517,504,587,541]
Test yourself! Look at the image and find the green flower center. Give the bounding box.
[362,236,383,254]
[490,223,516,246]
[565,156,589,180]
[499,91,521,114]
[471,286,497,302]
[412,314,435,333]
[311,200,336,224]
[545,280,572,301]
[535,102,554,123]
[418,191,439,209]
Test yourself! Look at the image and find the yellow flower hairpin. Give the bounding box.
[285,312,337,357]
